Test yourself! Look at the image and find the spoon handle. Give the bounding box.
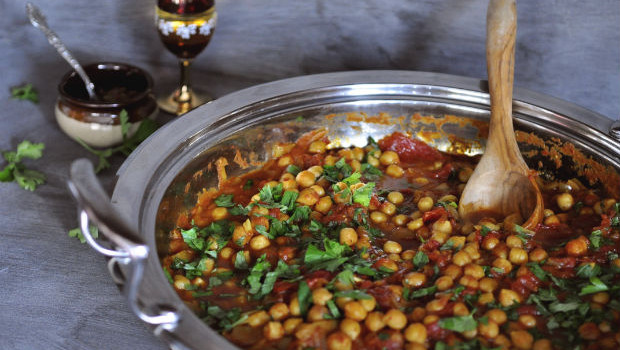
[485,0,523,167]
[26,3,97,100]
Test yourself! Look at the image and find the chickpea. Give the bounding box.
[315,196,333,214]
[407,217,424,231]
[443,264,462,280]
[310,184,325,197]
[506,235,523,248]
[385,191,405,205]
[410,307,426,322]
[566,235,589,256]
[282,179,298,190]
[211,207,228,221]
[351,147,365,161]
[478,320,499,338]
[250,235,271,251]
[452,251,472,266]
[509,248,529,265]
[511,330,534,349]
[464,264,485,280]
[592,292,610,305]
[479,278,498,292]
[339,227,358,246]
[247,310,270,327]
[297,188,320,206]
[462,243,481,259]
[308,304,329,321]
[344,301,367,321]
[482,236,500,250]
[404,323,427,344]
[384,240,403,254]
[380,202,397,216]
[452,302,469,317]
[486,309,507,325]
[283,317,303,334]
[435,276,454,291]
[392,214,408,226]
[219,247,234,259]
[173,275,190,290]
[326,331,352,350]
[532,339,553,350]
[263,321,284,340]
[312,288,334,306]
[355,295,374,311]
[417,197,434,212]
[432,220,453,235]
[269,303,290,321]
[426,296,449,313]
[404,272,427,288]
[289,295,301,316]
[499,289,521,307]
[365,311,386,332]
[529,248,548,262]
[340,318,361,340]
[367,155,380,167]
[492,258,513,274]
[478,292,495,305]
[519,314,537,328]
[556,192,574,211]
[383,309,407,330]
[380,151,400,165]
[459,275,479,289]
[494,334,511,349]
[386,164,405,178]
[370,211,388,224]
[544,215,561,225]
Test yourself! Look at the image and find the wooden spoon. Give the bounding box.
[458,0,543,230]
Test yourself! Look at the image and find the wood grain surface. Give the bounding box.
[1,0,618,349]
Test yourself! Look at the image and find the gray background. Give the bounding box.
[0,0,618,349]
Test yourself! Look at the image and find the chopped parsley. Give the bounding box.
[214,194,235,207]
[0,140,46,191]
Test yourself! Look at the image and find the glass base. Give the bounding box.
[157,88,212,116]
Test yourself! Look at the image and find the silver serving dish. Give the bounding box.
[67,71,620,349]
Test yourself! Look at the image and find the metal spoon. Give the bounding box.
[26,2,98,100]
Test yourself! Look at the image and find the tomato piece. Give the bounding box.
[423,207,448,223]
[378,132,443,162]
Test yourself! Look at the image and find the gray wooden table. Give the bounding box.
[1,0,618,349]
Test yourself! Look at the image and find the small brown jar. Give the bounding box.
[55,62,158,148]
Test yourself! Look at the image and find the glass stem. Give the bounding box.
[176,59,193,104]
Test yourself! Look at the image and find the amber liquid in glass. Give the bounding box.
[156,0,216,59]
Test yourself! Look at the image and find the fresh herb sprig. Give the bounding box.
[76,110,158,173]
[0,140,46,191]
[11,83,38,103]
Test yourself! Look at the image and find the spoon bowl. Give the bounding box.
[459,0,544,230]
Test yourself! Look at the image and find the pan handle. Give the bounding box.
[68,158,180,330]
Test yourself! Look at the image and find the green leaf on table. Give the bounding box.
[11,83,38,103]
[68,225,99,243]
[75,112,159,173]
[1,140,46,191]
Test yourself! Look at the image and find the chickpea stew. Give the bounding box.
[162,130,620,350]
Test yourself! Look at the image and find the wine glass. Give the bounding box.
[156,0,216,115]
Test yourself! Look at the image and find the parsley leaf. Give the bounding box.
[589,230,602,249]
[575,263,601,278]
[297,280,312,315]
[11,83,38,103]
[1,140,46,191]
[304,239,351,272]
[413,251,429,269]
[214,194,235,207]
[352,182,375,207]
[75,114,159,173]
[438,314,477,332]
[333,290,372,300]
[360,163,382,181]
[286,164,301,176]
[579,276,608,295]
[68,225,99,243]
